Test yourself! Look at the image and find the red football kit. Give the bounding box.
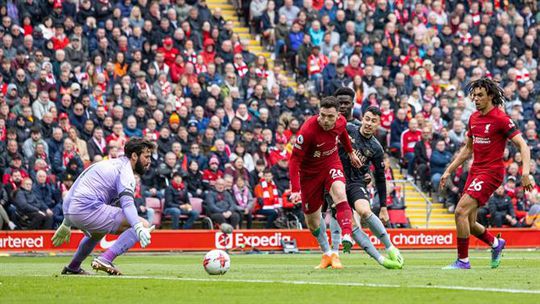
[465,106,520,205]
[289,115,353,214]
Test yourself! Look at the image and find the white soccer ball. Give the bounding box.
[203,249,230,275]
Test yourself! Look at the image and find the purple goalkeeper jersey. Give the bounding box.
[63,157,136,215]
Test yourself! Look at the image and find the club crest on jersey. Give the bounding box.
[296,135,304,145]
[364,149,373,157]
[484,124,491,134]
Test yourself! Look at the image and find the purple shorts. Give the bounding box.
[66,204,125,234]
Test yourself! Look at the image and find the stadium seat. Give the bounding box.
[189,197,213,229]
[388,209,409,228]
[145,198,164,228]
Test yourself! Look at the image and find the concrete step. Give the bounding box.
[408,213,454,219]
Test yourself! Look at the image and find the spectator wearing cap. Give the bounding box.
[157,37,180,67]
[65,37,87,69]
[22,126,49,159]
[5,84,20,106]
[15,177,54,229]
[202,156,224,190]
[164,171,200,229]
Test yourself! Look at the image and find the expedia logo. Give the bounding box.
[214,232,291,249]
[215,232,233,249]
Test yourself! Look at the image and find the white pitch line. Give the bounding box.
[22,274,540,295]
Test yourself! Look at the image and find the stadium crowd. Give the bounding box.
[0,0,539,230]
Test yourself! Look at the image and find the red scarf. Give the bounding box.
[255,68,269,79]
[234,62,248,78]
[63,150,75,167]
[172,180,185,190]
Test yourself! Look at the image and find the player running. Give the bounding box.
[328,87,403,269]
[440,78,533,269]
[289,96,361,269]
[51,138,157,275]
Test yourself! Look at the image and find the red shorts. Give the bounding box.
[464,171,504,206]
[300,162,346,214]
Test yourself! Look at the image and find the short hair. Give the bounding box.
[466,78,506,106]
[124,138,156,159]
[333,87,355,99]
[320,96,339,110]
[364,106,382,117]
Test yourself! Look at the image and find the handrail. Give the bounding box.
[391,179,433,228]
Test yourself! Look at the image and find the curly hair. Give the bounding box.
[466,78,506,106]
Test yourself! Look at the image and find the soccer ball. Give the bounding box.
[203,249,230,275]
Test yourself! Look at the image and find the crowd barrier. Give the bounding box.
[1,229,539,252]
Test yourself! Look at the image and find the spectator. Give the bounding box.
[400,118,421,180]
[232,176,254,228]
[164,172,199,229]
[202,156,224,190]
[253,169,280,228]
[14,178,53,229]
[205,177,241,229]
[430,140,452,191]
[32,170,62,228]
[482,186,518,228]
[413,127,433,191]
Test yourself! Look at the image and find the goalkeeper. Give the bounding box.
[51,138,156,275]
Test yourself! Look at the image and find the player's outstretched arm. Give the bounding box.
[439,136,473,191]
[511,134,533,192]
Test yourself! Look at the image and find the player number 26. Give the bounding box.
[330,169,344,179]
[467,179,484,192]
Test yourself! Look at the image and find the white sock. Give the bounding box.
[324,251,333,257]
[331,250,339,256]
[377,256,385,265]
[459,257,469,263]
[492,238,499,248]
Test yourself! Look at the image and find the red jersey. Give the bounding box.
[400,129,422,156]
[289,115,353,192]
[467,107,520,173]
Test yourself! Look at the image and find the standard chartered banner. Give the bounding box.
[1,229,539,252]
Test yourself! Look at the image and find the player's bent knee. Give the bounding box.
[354,200,371,217]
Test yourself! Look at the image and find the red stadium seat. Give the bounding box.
[145,197,164,228]
[388,210,408,225]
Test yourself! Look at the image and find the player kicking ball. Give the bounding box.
[289,96,362,269]
[440,78,533,269]
[335,105,404,269]
[51,138,157,275]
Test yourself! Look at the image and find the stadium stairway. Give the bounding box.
[391,168,455,228]
[207,0,298,88]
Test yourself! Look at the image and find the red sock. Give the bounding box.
[335,201,352,235]
[457,237,469,260]
[475,229,495,246]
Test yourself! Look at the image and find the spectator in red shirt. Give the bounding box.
[51,24,69,50]
[306,46,328,95]
[202,156,224,190]
[401,118,422,180]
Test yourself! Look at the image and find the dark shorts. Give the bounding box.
[464,171,504,206]
[301,162,346,214]
[346,182,370,208]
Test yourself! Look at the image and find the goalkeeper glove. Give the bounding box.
[52,219,72,247]
[134,222,155,248]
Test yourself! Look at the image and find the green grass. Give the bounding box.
[1,250,539,303]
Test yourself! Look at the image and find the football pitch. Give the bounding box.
[1,250,538,303]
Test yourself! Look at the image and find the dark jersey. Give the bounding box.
[339,122,387,206]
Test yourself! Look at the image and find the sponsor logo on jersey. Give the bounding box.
[472,136,491,144]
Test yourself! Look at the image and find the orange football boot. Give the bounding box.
[331,253,343,269]
[315,254,333,269]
